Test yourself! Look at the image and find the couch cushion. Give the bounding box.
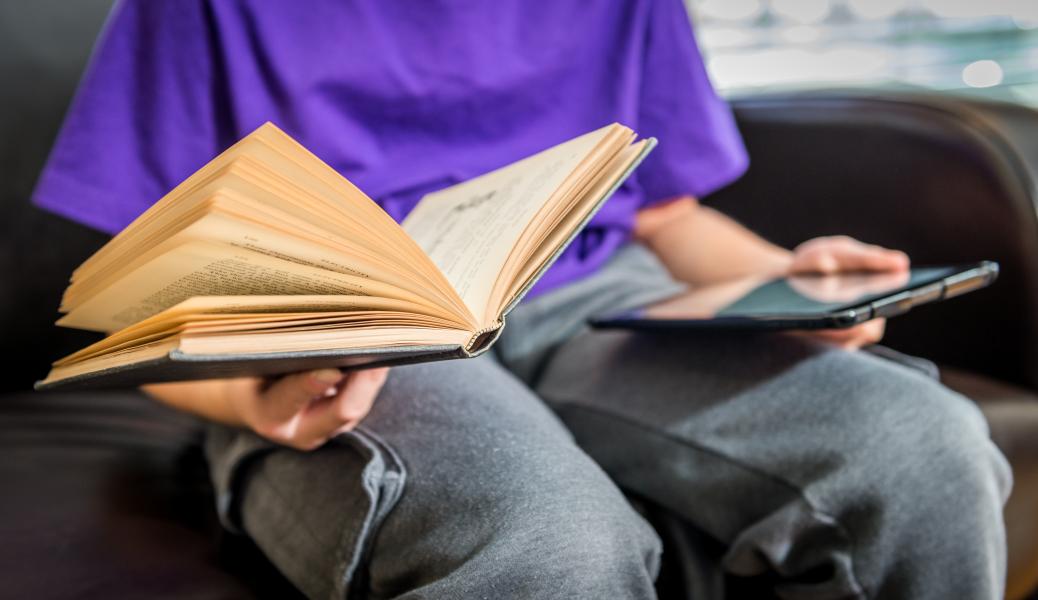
[0,390,302,599]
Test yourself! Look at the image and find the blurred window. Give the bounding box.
[689,0,1038,106]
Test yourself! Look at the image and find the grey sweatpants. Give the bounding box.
[205,243,1012,600]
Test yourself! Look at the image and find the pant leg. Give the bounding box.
[204,354,662,600]
[530,329,1012,600]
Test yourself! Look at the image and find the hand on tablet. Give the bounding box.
[788,236,910,349]
[790,236,910,276]
[787,270,910,304]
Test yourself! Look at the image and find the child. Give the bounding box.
[34,1,1010,598]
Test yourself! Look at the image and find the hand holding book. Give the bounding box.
[144,367,389,451]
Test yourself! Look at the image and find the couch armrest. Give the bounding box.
[707,89,1038,391]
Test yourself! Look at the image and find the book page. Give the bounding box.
[55,294,458,366]
[66,207,438,311]
[499,139,652,312]
[402,126,615,318]
[68,123,474,328]
[58,241,439,333]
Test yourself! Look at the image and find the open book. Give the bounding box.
[37,122,655,390]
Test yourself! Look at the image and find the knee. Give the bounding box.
[367,392,662,597]
[837,357,1012,512]
[902,375,1008,499]
[472,460,663,596]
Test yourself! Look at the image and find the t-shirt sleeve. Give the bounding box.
[31,0,226,234]
[636,0,749,205]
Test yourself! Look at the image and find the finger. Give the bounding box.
[828,243,910,273]
[294,368,389,447]
[789,327,857,347]
[790,236,856,274]
[858,318,886,346]
[824,319,885,349]
[810,328,863,348]
[792,236,911,275]
[790,319,886,350]
[259,368,344,424]
[791,247,841,275]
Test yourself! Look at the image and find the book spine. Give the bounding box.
[464,321,505,356]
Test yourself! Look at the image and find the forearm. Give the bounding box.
[141,379,246,427]
[635,196,792,285]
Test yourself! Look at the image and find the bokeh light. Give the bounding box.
[961,60,1004,88]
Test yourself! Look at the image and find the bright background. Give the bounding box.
[688,0,1038,105]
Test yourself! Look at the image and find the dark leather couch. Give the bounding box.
[2,3,1037,599]
[708,92,1038,600]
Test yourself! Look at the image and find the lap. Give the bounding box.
[205,353,660,599]
[531,328,1009,568]
[535,328,995,494]
[529,328,1012,597]
[204,240,1009,598]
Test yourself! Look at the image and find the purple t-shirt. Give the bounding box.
[32,0,747,297]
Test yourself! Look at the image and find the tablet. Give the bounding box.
[589,261,999,331]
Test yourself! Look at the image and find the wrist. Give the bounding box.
[766,248,796,277]
[217,379,252,428]
[142,378,248,428]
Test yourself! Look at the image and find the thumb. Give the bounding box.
[260,368,343,423]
